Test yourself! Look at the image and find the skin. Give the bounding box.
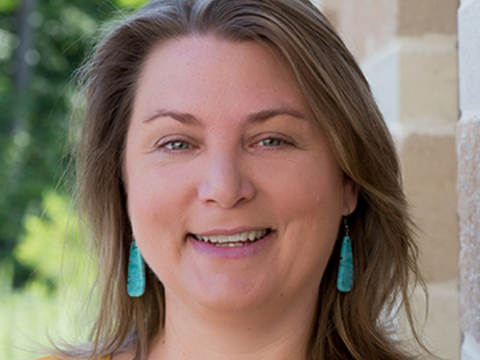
[122,35,359,360]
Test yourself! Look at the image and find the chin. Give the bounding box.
[176,273,281,316]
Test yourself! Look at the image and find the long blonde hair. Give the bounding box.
[73,0,425,359]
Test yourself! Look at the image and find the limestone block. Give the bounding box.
[401,134,459,282]
[398,0,459,36]
[399,36,459,129]
[362,43,401,130]
[458,0,480,114]
[411,280,461,360]
[457,118,480,343]
[324,0,399,59]
[363,36,458,135]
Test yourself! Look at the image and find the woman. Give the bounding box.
[41,0,426,359]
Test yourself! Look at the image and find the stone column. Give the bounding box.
[457,0,480,358]
[316,0,461,358]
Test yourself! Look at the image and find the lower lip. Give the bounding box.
[188,231,275,259]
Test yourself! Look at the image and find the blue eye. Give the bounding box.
[165,140,191,150]
[258,138,284,147]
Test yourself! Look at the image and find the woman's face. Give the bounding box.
[125,36,358,315]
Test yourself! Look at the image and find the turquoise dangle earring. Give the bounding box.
[127,241,146,297]
[337,218,353,293]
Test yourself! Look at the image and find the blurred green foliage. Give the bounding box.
[0,0,146,358]
[15,191,83,289]
[0,0,20,13]
[0,0,146,288]
[0,191,95,360]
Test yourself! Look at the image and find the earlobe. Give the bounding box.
[342,177,360,216]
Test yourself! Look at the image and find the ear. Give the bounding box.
[342,176,360,216]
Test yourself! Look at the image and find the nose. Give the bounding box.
[197,152,256,208]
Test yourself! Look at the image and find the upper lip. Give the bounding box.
[190,227,272,237]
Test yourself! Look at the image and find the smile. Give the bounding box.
[192,229,272,247]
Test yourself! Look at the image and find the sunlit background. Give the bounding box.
[0,1,147,359]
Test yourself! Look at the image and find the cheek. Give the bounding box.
[126,175,190,284]
[265,158,344,257]
[125,165,190,254]
[262,158,345,218]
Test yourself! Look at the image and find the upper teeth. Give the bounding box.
[195,230,268,244]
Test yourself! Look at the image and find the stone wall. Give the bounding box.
[458,0,480,358]
[315,0,462,358]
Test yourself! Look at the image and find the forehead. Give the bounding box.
[142,35,289,73]
[132,35,311,122]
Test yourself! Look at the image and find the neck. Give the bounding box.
[149,289,318,360]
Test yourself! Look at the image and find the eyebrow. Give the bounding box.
[142,107,308,126]
[143,110,201,125]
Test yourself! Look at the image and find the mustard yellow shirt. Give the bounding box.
[36,356,111,360]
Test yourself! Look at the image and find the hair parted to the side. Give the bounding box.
[70,0,427,359]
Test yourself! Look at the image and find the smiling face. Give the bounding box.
[125,36,358,316]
